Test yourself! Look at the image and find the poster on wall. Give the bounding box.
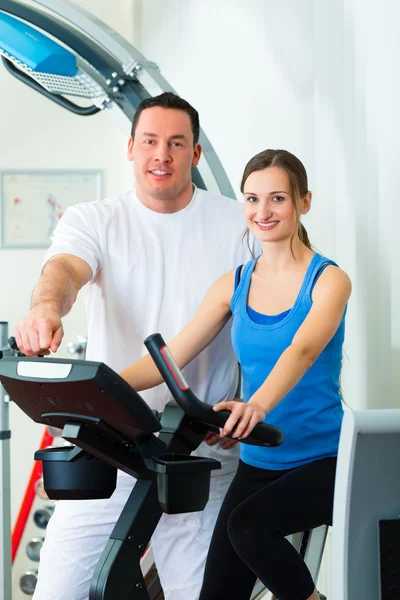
[0,170,103,248]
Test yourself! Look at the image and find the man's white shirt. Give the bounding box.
[44,186,255,474]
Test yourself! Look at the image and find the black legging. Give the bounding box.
[199,457,337,600]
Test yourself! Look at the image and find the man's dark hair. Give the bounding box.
[131,92,200,145]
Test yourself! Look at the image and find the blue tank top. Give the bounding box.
[231,253,345,470]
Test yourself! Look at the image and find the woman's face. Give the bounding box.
[243,166,300,244]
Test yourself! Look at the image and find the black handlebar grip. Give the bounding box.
[8,337,19,351]
[145,333,191,396]
[144,333,283,448]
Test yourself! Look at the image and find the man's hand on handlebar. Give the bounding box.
[213,399,266,440]
[15,308,64,357]
[204,431,239,449]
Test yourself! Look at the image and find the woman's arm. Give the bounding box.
[216,266,352,439]
[120,269,235,391]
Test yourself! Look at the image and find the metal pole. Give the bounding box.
[0,321,12,600]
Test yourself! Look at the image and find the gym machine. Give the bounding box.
[0,329,332,600]
[332,409,400,600]
[0,333,283,599]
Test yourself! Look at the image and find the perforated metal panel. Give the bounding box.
[0,47,106,97]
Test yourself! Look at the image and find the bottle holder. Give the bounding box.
[152,453,221,514]
[35,446,117,500]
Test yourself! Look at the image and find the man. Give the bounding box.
[15,92,254,600]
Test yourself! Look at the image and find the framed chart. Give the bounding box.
[0,170,103,248]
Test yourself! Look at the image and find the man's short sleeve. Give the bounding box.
[42,203,102,279]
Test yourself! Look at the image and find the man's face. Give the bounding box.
[128,107,201,204]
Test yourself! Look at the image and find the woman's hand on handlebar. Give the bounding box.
[213,399,266,440]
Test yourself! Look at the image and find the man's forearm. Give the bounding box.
[30,260,80,317]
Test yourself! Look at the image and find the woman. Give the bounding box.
[121,149,351,600]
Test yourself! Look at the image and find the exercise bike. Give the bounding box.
[0,333,283,599]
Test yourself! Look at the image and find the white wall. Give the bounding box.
[0,0,136,523]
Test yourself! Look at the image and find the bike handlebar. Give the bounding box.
[144,333,283,448]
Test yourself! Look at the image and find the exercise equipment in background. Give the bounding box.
[333,410,400,600]
[0,0,234,199]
